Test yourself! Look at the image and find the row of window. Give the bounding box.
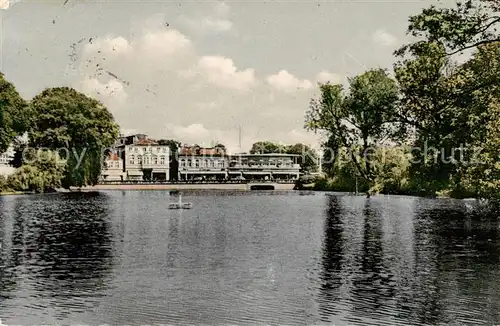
[106,161,121,168]
[180,159,225,168]
[129,155,167,165]
[129,147,168,154]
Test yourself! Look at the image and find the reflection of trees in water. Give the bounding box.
[349,199,395,319]
[1,193,114,317]
[413,200,500,324]
[0,198,23,303]
[29,193,114,295]
[317,195,345,321]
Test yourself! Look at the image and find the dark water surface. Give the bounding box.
[0,191,499,325]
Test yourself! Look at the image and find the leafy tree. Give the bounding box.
[249,141,287,154]
[286,143,318,172]
[7,150,65,193]
[28,87,119,188]
[305,69,400,195]
[0,73,28,152]
[403,0,499,55]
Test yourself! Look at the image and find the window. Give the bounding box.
[153,155,158,164]
[180,159,186,167]
[195,160,200,168]
[210,160,215,167]
[160,156,165,165]
[138,155,143,164]
[114,161,120,168]
[144,156,150,164]
[143,147,147,153]
[188,159,192,167]
[163,147,167,153]
[134,147,138,153]
[129,155,135,164]
[204,159,209,168]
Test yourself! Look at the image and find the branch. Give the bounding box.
[447,38,500,55]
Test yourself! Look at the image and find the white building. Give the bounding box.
[0,145,15,176]
[121,137,170,181]
[101,152,125,181]
[178,145,228,180]
[228,153,301,180]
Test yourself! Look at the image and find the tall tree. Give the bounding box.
[404,0,499,55]
[28,87,119,188]
[286,143,318,172]
[0,73,28,152]
[305,69,400,194]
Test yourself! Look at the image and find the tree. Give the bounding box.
[28,87,119,188]
[7,150,65,193]
[0,73,28,152]
[286,143,318,172]
[403,0,500,55]
[249,141,287,154]
[305,69,400,195]
[157,139,181,180]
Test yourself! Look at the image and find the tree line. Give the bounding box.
[305,0,500,199]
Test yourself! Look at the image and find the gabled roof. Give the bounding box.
[107,153,121,161]
[134,138,159,146]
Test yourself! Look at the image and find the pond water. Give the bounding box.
[0,191,499,325]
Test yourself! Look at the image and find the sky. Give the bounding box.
[0,0,453,153]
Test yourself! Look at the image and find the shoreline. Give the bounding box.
[74,182,296,191]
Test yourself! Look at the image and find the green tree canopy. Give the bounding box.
[0,73,28,152]
[305,69,400,194]
[28,87,119,188]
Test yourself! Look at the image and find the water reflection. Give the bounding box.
[318,195,345,321]
[0,193,114,321]
[350,200,395,319]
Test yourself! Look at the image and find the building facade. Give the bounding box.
[178,144,228,180]
[0,145,15,176]
[101,152,125,181]
[120,137,170,181]
[227,153,301,180]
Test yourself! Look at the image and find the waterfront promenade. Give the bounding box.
[78,180,296,191]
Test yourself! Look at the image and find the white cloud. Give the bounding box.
[180,2,234,34]
[266,70,313,93]
[372,29,398,47]
[182,55,257,91]
[0,0,20,10]
[80,77,128,107]
[315,71,342,84]
[73,18,330,152]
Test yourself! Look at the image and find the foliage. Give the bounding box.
[5,150,65,193]
[401,0,499,55]
[0,73,28,152]
[28,87,119,188]
[305,69,400,194]
[249,141,288,154]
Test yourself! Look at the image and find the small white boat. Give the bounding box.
[168,194,193,209]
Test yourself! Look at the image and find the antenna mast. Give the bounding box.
[238,125,242,151]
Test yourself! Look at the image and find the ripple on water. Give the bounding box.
[1,192,500,325]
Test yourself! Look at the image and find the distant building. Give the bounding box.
[178,144,228,180]
[118,136,170,181]
[101,151,125,181]
[0,145,15,176]
[228,153,301,180]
